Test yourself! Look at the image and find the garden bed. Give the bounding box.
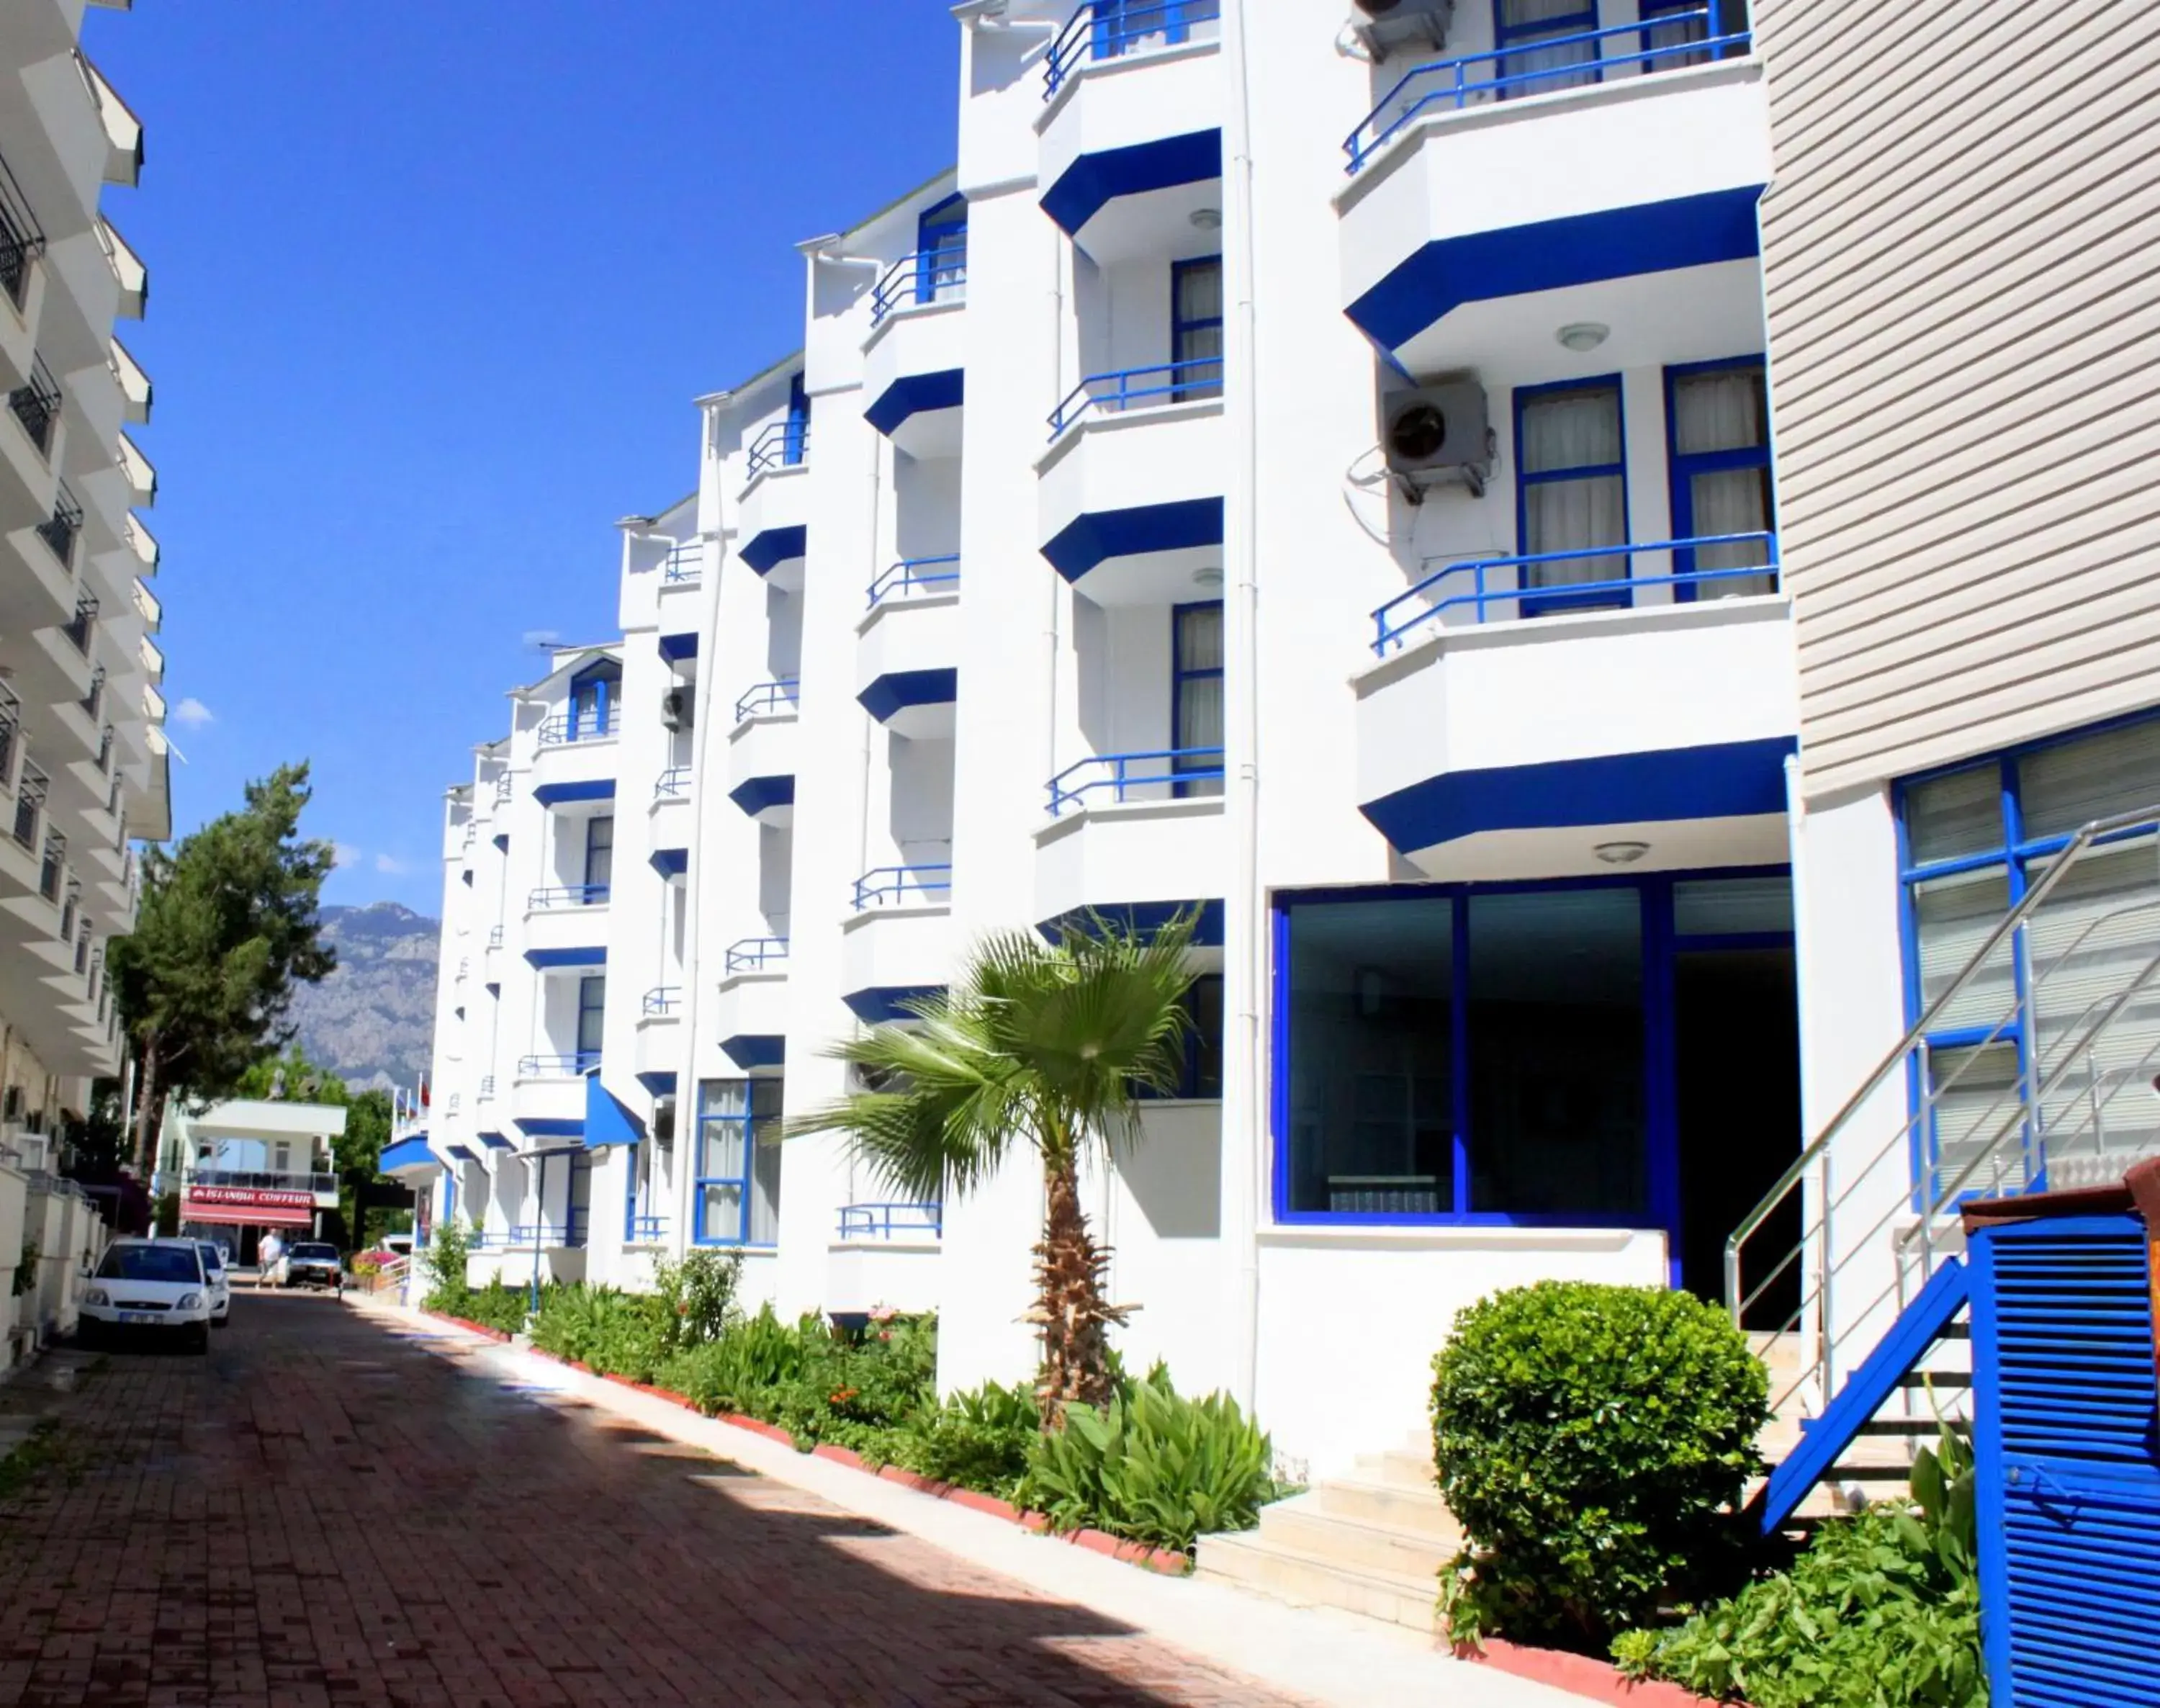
[1467,1639,1736,1707]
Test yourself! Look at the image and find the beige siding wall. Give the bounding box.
[1759,0,2160,801]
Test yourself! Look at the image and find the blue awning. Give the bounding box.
[380,1136,438,1173]
[584,1076,646,1149]
[446,1143,480,1164]
[478,1131,514,1151]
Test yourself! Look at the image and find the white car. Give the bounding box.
[190,1239,233,1326]
[78,1237,213,1354]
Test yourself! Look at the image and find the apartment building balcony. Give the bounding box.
[109,337,151,426]
[531,707,618,806]
[96,217,146,321]
[74,51,144,189]
[650,763,691,845]
[841,868,953,1025]
[0,497,80,640]
[635,984,682,1085]
[713,948,788,1073]
[1034,750,1225,938]
[521,885,609,967]
[827,1201,942,1316]
[864,265,965,460]
[1038,1,1223,266]
[737,426,810,592]
[726,682,798,826]
[0,151,46,375]
[510,1054,596,1141]
[1337,17,1766,378]
[858,566,959,740]
[655,547,703,653]
[1354,537,1795,881]
[1038,366,1223,606]
[1,355,63,531]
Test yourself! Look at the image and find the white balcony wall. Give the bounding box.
[889,453,961,566]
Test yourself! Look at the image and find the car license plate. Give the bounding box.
[117,1311,160,1324]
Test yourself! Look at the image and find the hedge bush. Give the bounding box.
[1431,1281,1768,1653]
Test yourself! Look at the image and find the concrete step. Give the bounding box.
[1195,1529,1439,1632]
[1314,1475,1459,1538]
[1350,1447,1438,1493]
[1255,1493,1462,1579]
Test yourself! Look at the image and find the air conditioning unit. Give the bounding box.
[660,688,693,732]
[1382,379,1492,500]
[848,1061,903,1096]
[1351,0,1453,58]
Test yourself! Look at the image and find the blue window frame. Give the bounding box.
[1171,256,1223,403]
[1493,0,1601,98]
[915,192,967,304]
[583,814,614,896]
[1894,713,2160,1206]
[1514,375,1629,616]
[784,372,809,467]
[576,974,606,1061]
[1092,0,1197,61]
[1664,356,1775,601]
[1639,0,1718,67]
[568,660,619,740]
[694,1077,783,1246]
[442,1172,456,1233]
[1171,601,1223,798]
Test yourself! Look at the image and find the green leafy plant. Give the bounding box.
[418,1218,474,1313]
[656,1249,742,1347]
[1022,1364,1274,1554]
[1431,1281,1768,1653]
[461,1277,539,1336]
[888,1380,1040,1498]
[1613,1429,1984,1707]
[660,1303,809,1416]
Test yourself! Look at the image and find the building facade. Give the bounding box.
[408,0,2159,1480]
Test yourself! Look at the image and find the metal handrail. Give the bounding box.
[746,420,809,480]
[1048,357,1223,440]
[626,1214,670,1244]
[654,766,691,799]
[516,1052,601,1077]
[478,1076,496,1099]
[7,356,61,457]
[494,774,514,802]
[642,986,681,1016]
[852,866,952,910]
[527,884,610,909]
[1344,9,1749,173]
[1374,533,1778,652]
[184,1168,338,1195]
[487,925,505,948]
[733,679,799,723]
[662,542,703,583]
[0,148,47,310]
[1045,0,1222,97]
[724,937,790,974]
[36,485,82,567]
[61,593,97,654]
[1046,747,1223,816]
[870,243,968,325]
[507,1223,575,1248]
[537,708,618,745]
[866,555,960,609]
[837,1203,944,1239]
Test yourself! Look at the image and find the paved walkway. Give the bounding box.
[0,1293,1580,1707]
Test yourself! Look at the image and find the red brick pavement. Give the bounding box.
[0,1295,1316,1708]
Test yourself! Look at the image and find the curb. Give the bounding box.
[420,1309,513,1344]
[1468,1639,1738,1708]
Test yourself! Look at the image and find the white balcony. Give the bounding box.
[840,881,953,1022]
[510,1061,591,1143]
[1354,577,1795,881]
[863,294,966,461]
[856,572,959,740]
[712,952,788,1073]
[530,711,618,808]
[1338,42,1768,378]
[655,559,702,660]
[1034,783,1225,938]
[1038,3,1223,266]
[726,692,798,827]
[521,888,609,968]
[826,1204,942,1316]
[1038,391,1223,606]
[649,766,692,850]
[736,459,811,593]
[634,986,681,1084]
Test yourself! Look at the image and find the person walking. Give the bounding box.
[257,1228,283,1290]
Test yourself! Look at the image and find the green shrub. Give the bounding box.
[1023,1365,1274,1554]
[1612,1430,1984,1708]
[530,1284,676,1383]
[460,1277,538,1336]
[419,1218,474,1313]
[763,1312,940,1449]
[654,1249,742,1347]
[1431,1281,1768,1653]
[660,1303,807,1416]
[888,1381,1039,1498]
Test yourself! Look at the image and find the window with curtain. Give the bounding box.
[584,814,614,896]
[695,1078,783,1245]
[1171,258,1223,403]
[1668,360,1775,598]
[916,194,966,302]
[1495,0,1600,98]
[576,975,606,1064]
[784,372,809,466]
[1639,0,1714,68]
[1172,601,1223,797]
[569,662,618,739]
[1517,381,1629,613]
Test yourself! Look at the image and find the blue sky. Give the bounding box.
[85,4,958,914]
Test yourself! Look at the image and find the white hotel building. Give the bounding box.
[402,0,2160,1500]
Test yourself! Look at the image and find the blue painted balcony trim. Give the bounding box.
[528,884,611,909]
[532,777,616,808]
[1041,128,1223,240]
[866,368,965,439]
[518,1052,602,1077]
[537,709,618,747]
[852,866,953,910]
[477,1131,515,1151]
[838,1203,944,1239]
[523,945,607,969]
[1361,734,1797,856]
[1046,748,1223,816]
[653,768,691,799]
[379,1136,436,1173]
[1038,898,1224,948]
[842,984,947,1024]
[1045,0,1220,97]
[635,1069,678,1098]
[720,1033,786,1071]
[870,244,968,325]
[626,1214,671,1243]
[1346,185,1764,359]
[740,524,808,575]
[724,937,790,974]
[1373,533,1781,652]
[1048,359,1223,440]
[733,679,799,723]
[745,421,808,480]
[658,629,699,663]
[868,555,960,608]
[649,846,688,878]
[728,775,796,818]
[641,986,681,1016]
[1043,495,1223,583]
[858,667,958,724]
[445,1143,480,1164]
[583,1076,644,1150]
[1344,11,1749,173]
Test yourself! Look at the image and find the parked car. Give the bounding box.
[189,1240,232,1327]
[77,1238,212,1353]
[282,1241,343,1294]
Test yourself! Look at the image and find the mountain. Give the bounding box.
[287,902,439,1094]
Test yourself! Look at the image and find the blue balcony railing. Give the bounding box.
[1048,358,1223,440]
[487,925,505,948]
[746,420,809,480]
[662,542,702,584]
[654,766,691,799]
[852,866,953,910]
[866,555,960,610]
[642,986,681,1017]
[870,244,968,325]
[724,937,790,974]
[527,883,611,909]
[508,1223,577,1249]
[733,678,800,723]
[1045,0,1223,98]
[626,1214,670,1244]
[1370,531,1781,654]
[478,1076,496,1099]
[1344,9,1750,173]
[1046,748,1224,817]
[516,1052,600,1077]
[537,708,618,745]
[838,1203,945,1240]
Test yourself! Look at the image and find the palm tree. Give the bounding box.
[788,912,1199,1417]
